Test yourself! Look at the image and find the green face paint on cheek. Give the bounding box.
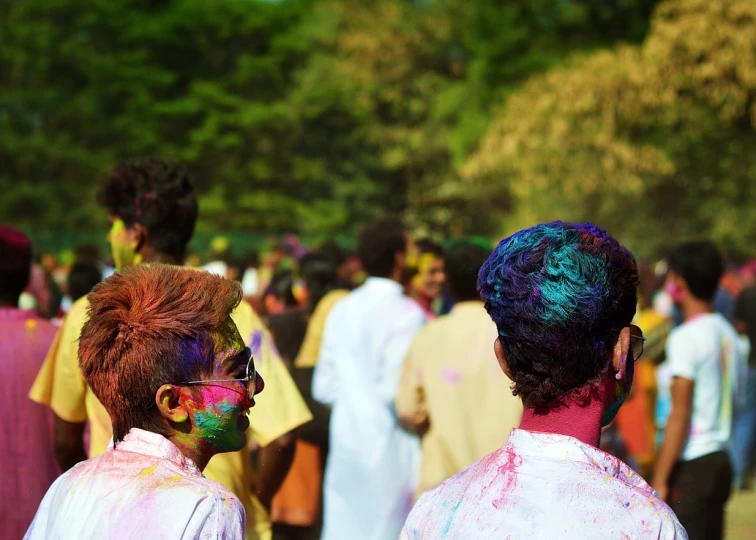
[193,400,246,452]
[179,385,248,455]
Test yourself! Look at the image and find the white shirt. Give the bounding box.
[666,313,746,461]
[313,277,426,540]
[25,428,245,540]
[401,429,687,540]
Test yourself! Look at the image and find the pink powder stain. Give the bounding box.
[486,444,522,510]
[440,366,462,385]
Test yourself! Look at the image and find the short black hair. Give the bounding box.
[0,226,32,304]
[667,241,724,302]
[478,222,638,409]
[357,217,408,278]
[416,239,444,258]
[265,271,298,307]
[445,242,490,302]
[299,253,339,309]
[318,241,348,269]
[96,157,198,262]
[68,262,103,302]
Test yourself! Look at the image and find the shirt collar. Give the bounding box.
[507,428,654,494]
[363,277,403,295]
[115,428,202,477]
[449,301,486,315]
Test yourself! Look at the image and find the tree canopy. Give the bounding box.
[463,0,755,258]
[3,0,752,257]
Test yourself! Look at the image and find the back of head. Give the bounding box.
[667,240,724,302]
[299,253,339,309]
[97,157,198,262]
[265,271,298,308]
[0,226,32,305]
[477,221,638,409]
[318,241,347,269]
[445,241,491,302]
[79,264,242,443]
[357,217,407,278]
[67,262,103,302]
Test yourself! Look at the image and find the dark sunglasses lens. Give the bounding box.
[246,353,256,398]
[632,340,643,360]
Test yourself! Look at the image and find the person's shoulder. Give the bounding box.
[621,485,688,538]
[411,313,453,344]
[64,296,91,327]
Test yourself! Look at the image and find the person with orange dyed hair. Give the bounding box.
[26,264,264,539]
[29,157,312,540]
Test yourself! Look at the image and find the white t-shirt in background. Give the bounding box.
[666,313,746,462]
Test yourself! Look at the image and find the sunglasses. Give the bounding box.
[628,324,646,361]
[176,347,256,400]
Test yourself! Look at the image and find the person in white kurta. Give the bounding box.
[25,428,246,540]
[313,275,426,540]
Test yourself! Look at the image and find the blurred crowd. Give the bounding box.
[2,156,755,540]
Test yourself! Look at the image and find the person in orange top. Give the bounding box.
[29,157,312,540]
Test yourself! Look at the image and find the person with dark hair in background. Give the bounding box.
[271,253,344,540]
[396,241,522,498]
[264,272,301,320]
[0,226,59,539]
[66,262,103,303]
[401,221,685,539]
[26,265,261,539]
[733,270,756,490]
[652,241,745,540]
[29,157,312,540]
[405,239,445,320]
[313,217,424,540]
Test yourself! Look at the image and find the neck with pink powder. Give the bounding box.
[518,373,614,447]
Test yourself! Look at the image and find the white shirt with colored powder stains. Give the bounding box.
[400,429,688,540]
[25,428,245,540]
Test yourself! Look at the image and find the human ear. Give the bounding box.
[155,384,189,423]
[494,337,514,380]
[611,327,631,380]
[130,222,147,255]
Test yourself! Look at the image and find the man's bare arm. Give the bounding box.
[53,415,88,471]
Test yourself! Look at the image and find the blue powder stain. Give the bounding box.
[623,502,630,508]
[441,499,463,537]
[250,331,263,355]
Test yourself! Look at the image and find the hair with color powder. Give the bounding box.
[357,217,408,278]
[96,157,198,262]
[79,264,242,443]
[0,225,32,305]
[477,221,638,409]
[667,240,724,302]
[445,241,491,302]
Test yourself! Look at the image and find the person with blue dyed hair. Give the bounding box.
[401,221,687,540]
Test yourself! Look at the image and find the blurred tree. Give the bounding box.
[0,0,662,238]
[464,0,756,258]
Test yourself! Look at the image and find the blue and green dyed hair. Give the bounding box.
[477,221,638,409]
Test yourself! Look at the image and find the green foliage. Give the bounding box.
[13,0,738,253]
[464,0,756,258]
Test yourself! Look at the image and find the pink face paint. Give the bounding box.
[181,384,250,453]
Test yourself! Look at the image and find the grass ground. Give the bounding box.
[726,490,756,540]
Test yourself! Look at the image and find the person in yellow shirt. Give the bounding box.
[29,157,312,540]
[396,241,522,498]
